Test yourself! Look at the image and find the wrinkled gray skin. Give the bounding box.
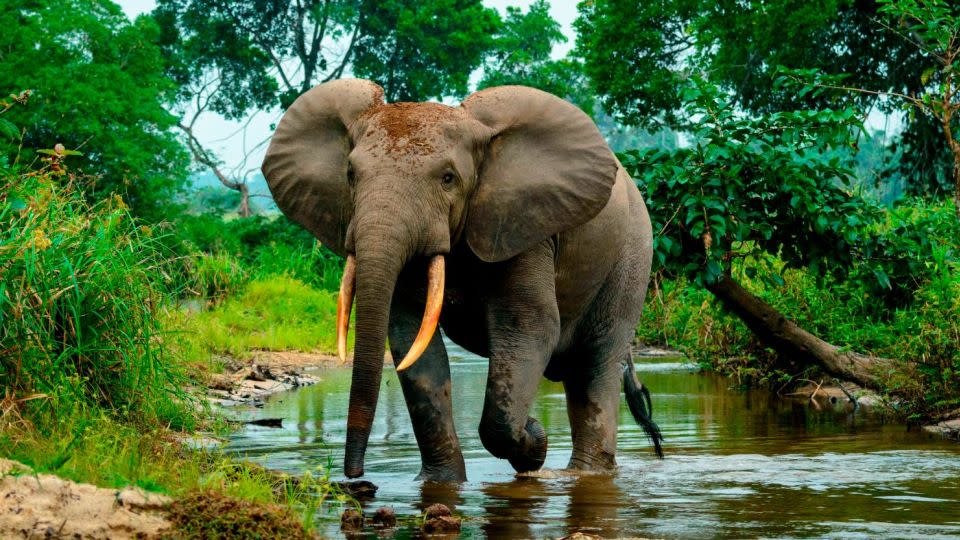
[262,79,655,482]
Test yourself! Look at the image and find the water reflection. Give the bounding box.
[226,341,960,539]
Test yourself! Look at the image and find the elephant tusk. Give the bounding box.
[396,255,444,372]
[337,255,357,363]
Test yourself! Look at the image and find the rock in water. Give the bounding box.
[340,508,364,531]
[372,506,397,527]
[423,503,460,533]
[424,503,452,518]
[334,479,378,499]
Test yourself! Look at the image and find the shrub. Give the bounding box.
[0,157,194,429]
[639,243,960,417]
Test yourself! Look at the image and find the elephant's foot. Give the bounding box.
[416,459,467,483]
[567,449,616,472]
[505,417,548,473]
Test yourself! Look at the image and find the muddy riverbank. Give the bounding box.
[203,350,394,408]
[0,459,173,539]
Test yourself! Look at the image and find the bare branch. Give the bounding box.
[324,12,362,83]
[176,122,242,191]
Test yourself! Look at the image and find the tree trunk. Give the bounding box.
[705,274,901,392]
[237,183,250,218]
[952,146,960,219]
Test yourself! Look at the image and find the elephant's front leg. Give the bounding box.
[388,293,466,482]
[479,243,560,473]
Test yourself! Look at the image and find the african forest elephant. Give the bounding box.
[261,79,663,482]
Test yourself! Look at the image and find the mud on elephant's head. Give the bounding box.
[261,79,617,478]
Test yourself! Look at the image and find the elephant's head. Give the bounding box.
[262,79,617,478]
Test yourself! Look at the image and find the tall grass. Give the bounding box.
[0,162,195,429]
[170,212,344,302]
[175,276,342,363]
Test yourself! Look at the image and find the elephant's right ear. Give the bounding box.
[262,79,384,256]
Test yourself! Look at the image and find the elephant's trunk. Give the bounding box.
[343,243,404,478]
[341,181,450,478]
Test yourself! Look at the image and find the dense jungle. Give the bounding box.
[1,0,958,538]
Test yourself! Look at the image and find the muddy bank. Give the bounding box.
[923,410,960,440]
[205,350,394,408]
[0,459,171,540]
[0,458,325,540]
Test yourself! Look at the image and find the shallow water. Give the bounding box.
[226,342,960,539]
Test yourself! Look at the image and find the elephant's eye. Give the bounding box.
[347,164,356,187]
[441,172,456,190]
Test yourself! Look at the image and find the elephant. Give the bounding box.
[261,78,663,483]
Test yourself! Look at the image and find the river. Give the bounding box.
[226,342,960,539]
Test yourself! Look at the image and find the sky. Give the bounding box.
[116,0,580,187]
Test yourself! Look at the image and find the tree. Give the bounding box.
[622,79,903,390]
[154,0,500,215]
[574,0,951,198]
[788,0,960,217]
[0,0,189,219]
[351,0,499,102]
[478,0,591,110]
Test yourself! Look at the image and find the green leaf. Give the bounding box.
[0,118,18,140]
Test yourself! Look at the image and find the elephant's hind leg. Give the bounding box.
[388,292,466,482]
[563,351,623,471]
[564,223,652,471]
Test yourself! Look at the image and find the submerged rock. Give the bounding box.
[334,479,379,499]
[423,515,461,534]
[372,506,397,527]
[423,503,460,534]
[923,417,960,440]
[340,508,364,531]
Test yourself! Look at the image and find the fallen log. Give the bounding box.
[705,274,903,392]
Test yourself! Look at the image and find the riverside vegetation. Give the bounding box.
[2,91,956,536]
[0,137,354,536]
[3,0,960,537]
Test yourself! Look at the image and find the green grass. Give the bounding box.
[176,275,344,363]
[0,413,353,536]
[0,155,352,536]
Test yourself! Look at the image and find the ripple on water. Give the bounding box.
[225,341,960,539]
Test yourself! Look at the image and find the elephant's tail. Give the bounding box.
[623,354,664,458]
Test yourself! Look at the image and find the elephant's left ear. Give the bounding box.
[461,86,618,263]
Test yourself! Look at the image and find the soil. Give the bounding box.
[0,459,172,539]
[162,491,316,539]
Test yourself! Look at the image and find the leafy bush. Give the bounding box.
[623,77,872,288]
[0,156,194,429]
[853,199,960,310]
[169,213,343,297]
